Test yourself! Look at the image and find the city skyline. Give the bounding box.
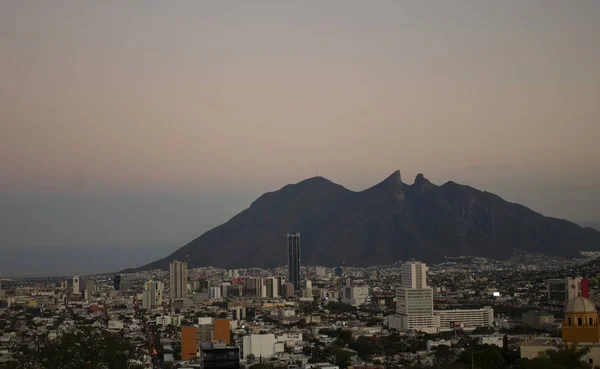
[1,1,599,276]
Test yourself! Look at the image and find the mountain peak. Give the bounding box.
[383,170,402,185]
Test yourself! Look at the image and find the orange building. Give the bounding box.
[181,326,198,361]
[213,319,231,344]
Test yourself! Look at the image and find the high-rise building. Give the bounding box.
[395,262,438,332]
[287,233,301,292]
[85,280,96,299]
[113,275,121,291]
[170,260,188,302]
[72,275,81,295]
[213,319,231,344]
[547,277,583,301]
[181,326,198,361]
[142,280,164,310]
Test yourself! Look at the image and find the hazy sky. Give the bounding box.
[1,1,599,275]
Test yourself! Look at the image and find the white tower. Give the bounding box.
[73,275,80,295]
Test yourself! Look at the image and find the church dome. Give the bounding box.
[566,296,596,313]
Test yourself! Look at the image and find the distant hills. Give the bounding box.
[127,171,600,271]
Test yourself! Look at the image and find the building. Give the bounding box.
[316,267,327,278]
[181,326,198,361]
[242,334,282,358]
[85,280,96,299]
[113,275,121,291]
[522,310,555,330]
[284,282,295,299]
[213,319,231,344]
[142,280,164,310]
[547,277,582,302]
[395,262,437,332]
[200,342,240,369]
[264,277,280,298]
[343,285,370,307]
[287,233,301,292]
[303,280,313,299]
[72,275,81,295]
[435,307,494,329]
[198,317,213,342]
[170,260,188,302]
[156,315,182,326]
[521,295,600,366]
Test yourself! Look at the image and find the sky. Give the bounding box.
[1,1,599,275]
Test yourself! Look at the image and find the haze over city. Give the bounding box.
[1,0,599,275]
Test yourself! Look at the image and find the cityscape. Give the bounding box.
[1,234,600,368]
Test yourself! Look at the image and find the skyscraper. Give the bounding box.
[113,275,121,291]
[395,262,437,332]
[181,326,198,361]
[170,260,188,302]
[287,233,301,292]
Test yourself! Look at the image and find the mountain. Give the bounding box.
[128,171,600,271]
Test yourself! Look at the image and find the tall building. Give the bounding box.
[547,277,583,301]
[395,262,438,332]
[287,233,301,292]
[170,260,188,302]
[213,319,231,344]
[142,280,164,310]
[181,326,198,361]
[113,275,121,291]
[72,275,81,295]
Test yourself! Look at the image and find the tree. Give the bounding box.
[246,354,256,364]
[514,345,592,369]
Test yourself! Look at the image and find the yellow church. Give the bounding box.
[521,295,600,365]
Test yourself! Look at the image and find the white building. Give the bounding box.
[142,280,164,310]
[156,315,182,326]
[277,333,303,346]
[243,334,282,358]
[342,285,370,306]
[395,262,438,333]
[72,275,80,295]
[434,306,494,329]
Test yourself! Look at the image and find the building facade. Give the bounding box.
[169,260,188,302]
[142,280,164,310]
[395,262,437,332]
[287,233,301,292]
[435,307,494,329]
[181,326,198,361]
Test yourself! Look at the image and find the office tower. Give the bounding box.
[395,262,437,332]
[213,319,231,344]
[287,233,301,292]
[181,326,198,361]
[264,277,280,298]
[142,280,164,310]
[113,275,121,291]
[547,277,582,301]
[170,260,188,302]
[72,275,80,295]
[401,261,428,289]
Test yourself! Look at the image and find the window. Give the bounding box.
[578,317,583,326]
[590,318,594,326]
[589,358,593,364]
[568,317,572,325]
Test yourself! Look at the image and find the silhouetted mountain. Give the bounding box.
[128,171,600,271]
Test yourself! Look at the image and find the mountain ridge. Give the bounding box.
[125,171,600,271]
